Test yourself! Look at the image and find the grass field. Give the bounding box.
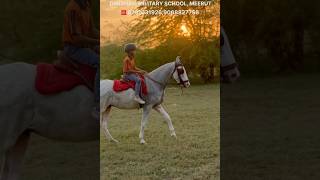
[22,136,100,180]
[221,74,320,179]
[100,84,220,180]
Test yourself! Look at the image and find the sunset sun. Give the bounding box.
[180,25,190,36]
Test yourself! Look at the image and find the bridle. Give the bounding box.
[174,62,189,88]
[145,61,189,88]
[221,62,238,83]
[221,62,238,74]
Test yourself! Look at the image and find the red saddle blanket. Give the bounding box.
[35,63,96,94]
[113,76,148,96]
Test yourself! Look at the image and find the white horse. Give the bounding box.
[100,57,190,144]
[221,27,240,83]
[0,63,99,180]
[0,28,238,178]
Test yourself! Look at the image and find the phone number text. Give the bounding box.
[127,9,200,15]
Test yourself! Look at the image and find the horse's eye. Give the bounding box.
[177,68,184,74]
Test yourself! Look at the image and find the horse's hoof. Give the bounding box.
[140,139,146,144]
[111,139,119,143]
[171,132,177,139]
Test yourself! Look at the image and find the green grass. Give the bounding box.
[100,84,220,180]
[22,136,100,180]
[221,74,320,179]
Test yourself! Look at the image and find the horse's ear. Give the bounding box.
[175,56,181,63]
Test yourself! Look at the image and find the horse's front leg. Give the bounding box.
[154,104,177,138]
[139,105,152,144]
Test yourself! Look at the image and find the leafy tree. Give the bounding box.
[121,0,220,82]
[222,0,320,74]
[0,0,99,64]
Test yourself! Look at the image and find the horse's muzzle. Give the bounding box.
[180,81,190,88]
[221,68,240,83]
[184,81,190,88]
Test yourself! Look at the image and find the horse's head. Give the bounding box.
[173,56,190,88]
[221,60,240,83]
[221,27,240,83]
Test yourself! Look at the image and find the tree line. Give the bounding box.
[222,0,320,75]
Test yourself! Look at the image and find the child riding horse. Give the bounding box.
[122,43,147,104]
[63,0,100,117]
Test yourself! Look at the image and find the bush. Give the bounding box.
[101,37,220,83]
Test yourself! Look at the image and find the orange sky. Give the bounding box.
[100,0,135,44]
[100,0,220,44]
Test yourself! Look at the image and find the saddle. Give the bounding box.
[113,74,148,96]
[35,51,96,94]
[55,51,94,89]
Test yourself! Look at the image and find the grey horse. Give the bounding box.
[0,63,99,180]
[0,37,238,178]
[100,57,190,144]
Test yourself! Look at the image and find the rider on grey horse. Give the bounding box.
[62,0,100,117]
[122,43,148,104]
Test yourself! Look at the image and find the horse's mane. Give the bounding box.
[148,62,174,76]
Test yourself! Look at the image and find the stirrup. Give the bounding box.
[134,96,145,104]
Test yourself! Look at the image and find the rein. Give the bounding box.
[144,61,188,98]
[144,61,189,89]
[144,74,166,88]
[221,62,238,74]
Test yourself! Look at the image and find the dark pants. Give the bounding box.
[64,44,99,102]
[124,73,142,97]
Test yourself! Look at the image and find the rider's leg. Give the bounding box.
[64,45,99,99]
[124,74,141,97]
[64,45,100,115]
[133,77,141,98]
[64,45,99,66]
[124,74,145,103]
